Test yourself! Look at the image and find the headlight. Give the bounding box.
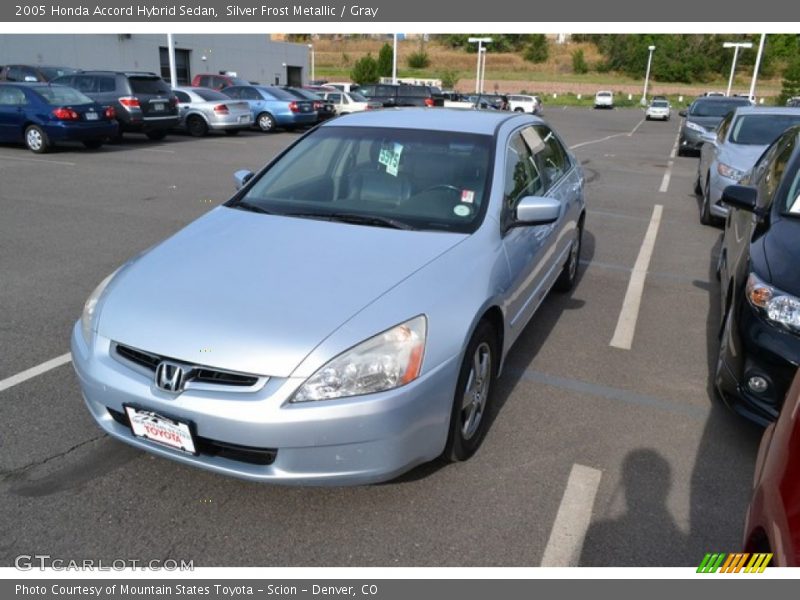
[717,162,746,181]
[746,273,800,333]
[80,270,118,345]
[686,121,706,133]
[292,315,427,402]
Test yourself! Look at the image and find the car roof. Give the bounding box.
[322,107,539,135]
[729,106,800,116]
[77,71,161,78]
[693,95,750,103]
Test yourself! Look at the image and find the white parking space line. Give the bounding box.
[0,154,76,166]
[659,160,674,193]
[569,118,645,150]
[609,204,664,350]
[540,464,603,567]
[0,353,72,394]
[669,125,682,158]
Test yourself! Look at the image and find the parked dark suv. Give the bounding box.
[52,71,178,140]
[0,64,78,82]
[359,84,443,108]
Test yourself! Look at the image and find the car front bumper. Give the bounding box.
[680,126,708,151]
[715,302,800,425]
[707,169,736,219]
[71,322,458,485]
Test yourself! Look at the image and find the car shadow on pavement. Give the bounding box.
[391,229,597,485]
[686,232,762,564]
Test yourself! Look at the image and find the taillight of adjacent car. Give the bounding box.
[424,98,434,107]
[288,101,299,113]
[51,107,80,120]
[104,106,116,120]
[214,104,230,115]
[118,96,141,110]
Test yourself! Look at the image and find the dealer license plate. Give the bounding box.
[85,112,98,121]
[124,406,196,454]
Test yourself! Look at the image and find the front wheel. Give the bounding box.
[700,179,719,226]
[444,321,498,462]
[25,125,50,154]
[554,223,583,292]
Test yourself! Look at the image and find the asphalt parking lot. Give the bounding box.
[0,108,764,567]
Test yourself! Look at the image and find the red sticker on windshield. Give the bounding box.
[461,190,475,204]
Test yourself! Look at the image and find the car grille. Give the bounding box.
[107,408,277,466]
[113,343,260,388]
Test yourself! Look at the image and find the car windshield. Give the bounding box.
[193,88,229,101]
[234,126,493,233]
[651,101,669,108]
[349,92,368,102]
[34,85,93,105]
[597,92,611,97]
[39,67,77,80]
[729,114,800,145]
[690,99,748,117]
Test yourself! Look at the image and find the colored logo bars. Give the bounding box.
[697,553,773,573]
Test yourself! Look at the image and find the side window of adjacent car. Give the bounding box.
[96,76,116,93]
[531,125,570,189]
[174,90,191,104]
[223,87,240,99]
[503,133,544,219]
[717,113,733,143]
[0,86,26,106]
[763,136,796,206]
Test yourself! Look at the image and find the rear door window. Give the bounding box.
[0,86,27,105]
[73,75,96,94]
[96,76,116,93]
[174,90,191,103]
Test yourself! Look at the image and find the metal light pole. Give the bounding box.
[724,41,753,97]
[479,47,487,93]
[468,37,492,94]
[641,45,655,106]
[748,34,767,103]
[307,43,315,83]
[166,33,177,88]
[392,33,398,84]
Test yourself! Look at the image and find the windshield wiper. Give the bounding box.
[285,211,413,230]
[232,200,273,215]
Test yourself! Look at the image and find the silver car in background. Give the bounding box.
[697,106,800,224]
[172,86,253,136]
[71,109,585,485]
[645,99,671,121]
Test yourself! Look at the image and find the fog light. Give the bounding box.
[747,376,769,394]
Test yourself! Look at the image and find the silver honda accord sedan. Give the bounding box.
[71,109,585,485]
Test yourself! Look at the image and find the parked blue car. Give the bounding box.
[71,109,585,485]
[221,85,317,132]
[0,82,118,153]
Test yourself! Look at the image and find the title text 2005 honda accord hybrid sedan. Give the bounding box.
[71,109,585,485]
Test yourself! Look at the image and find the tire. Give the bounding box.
[82,140,104,150]
[256,112,276,133]
[554,223,583,292]
[694,172,703,195]
[145,130,168,141]
[714,299,734,392]
[514,107,524,112]
[700,178,718,226]
[224,129,240,136]
[444,320,498,462]
[186,115,208,137]
[646,116,651,121]
[25,125,50,154]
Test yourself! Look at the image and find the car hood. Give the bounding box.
[762,216,800,298]
[97,207,467,377]
[718,143,768,172]
[686,115,723,130]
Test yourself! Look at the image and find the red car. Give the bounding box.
[744,368,800,565]
[191,73,251,91]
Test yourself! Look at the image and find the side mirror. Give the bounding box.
[721,185,758,212]
[679,109,687,117]
[514,196,562,226]
[233,169,254,190]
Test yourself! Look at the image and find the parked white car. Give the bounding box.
[594,91,614,109]
[327,82,361,94]
[508,94,543,115]
[322,90,381,115]
[645,99,671,121]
